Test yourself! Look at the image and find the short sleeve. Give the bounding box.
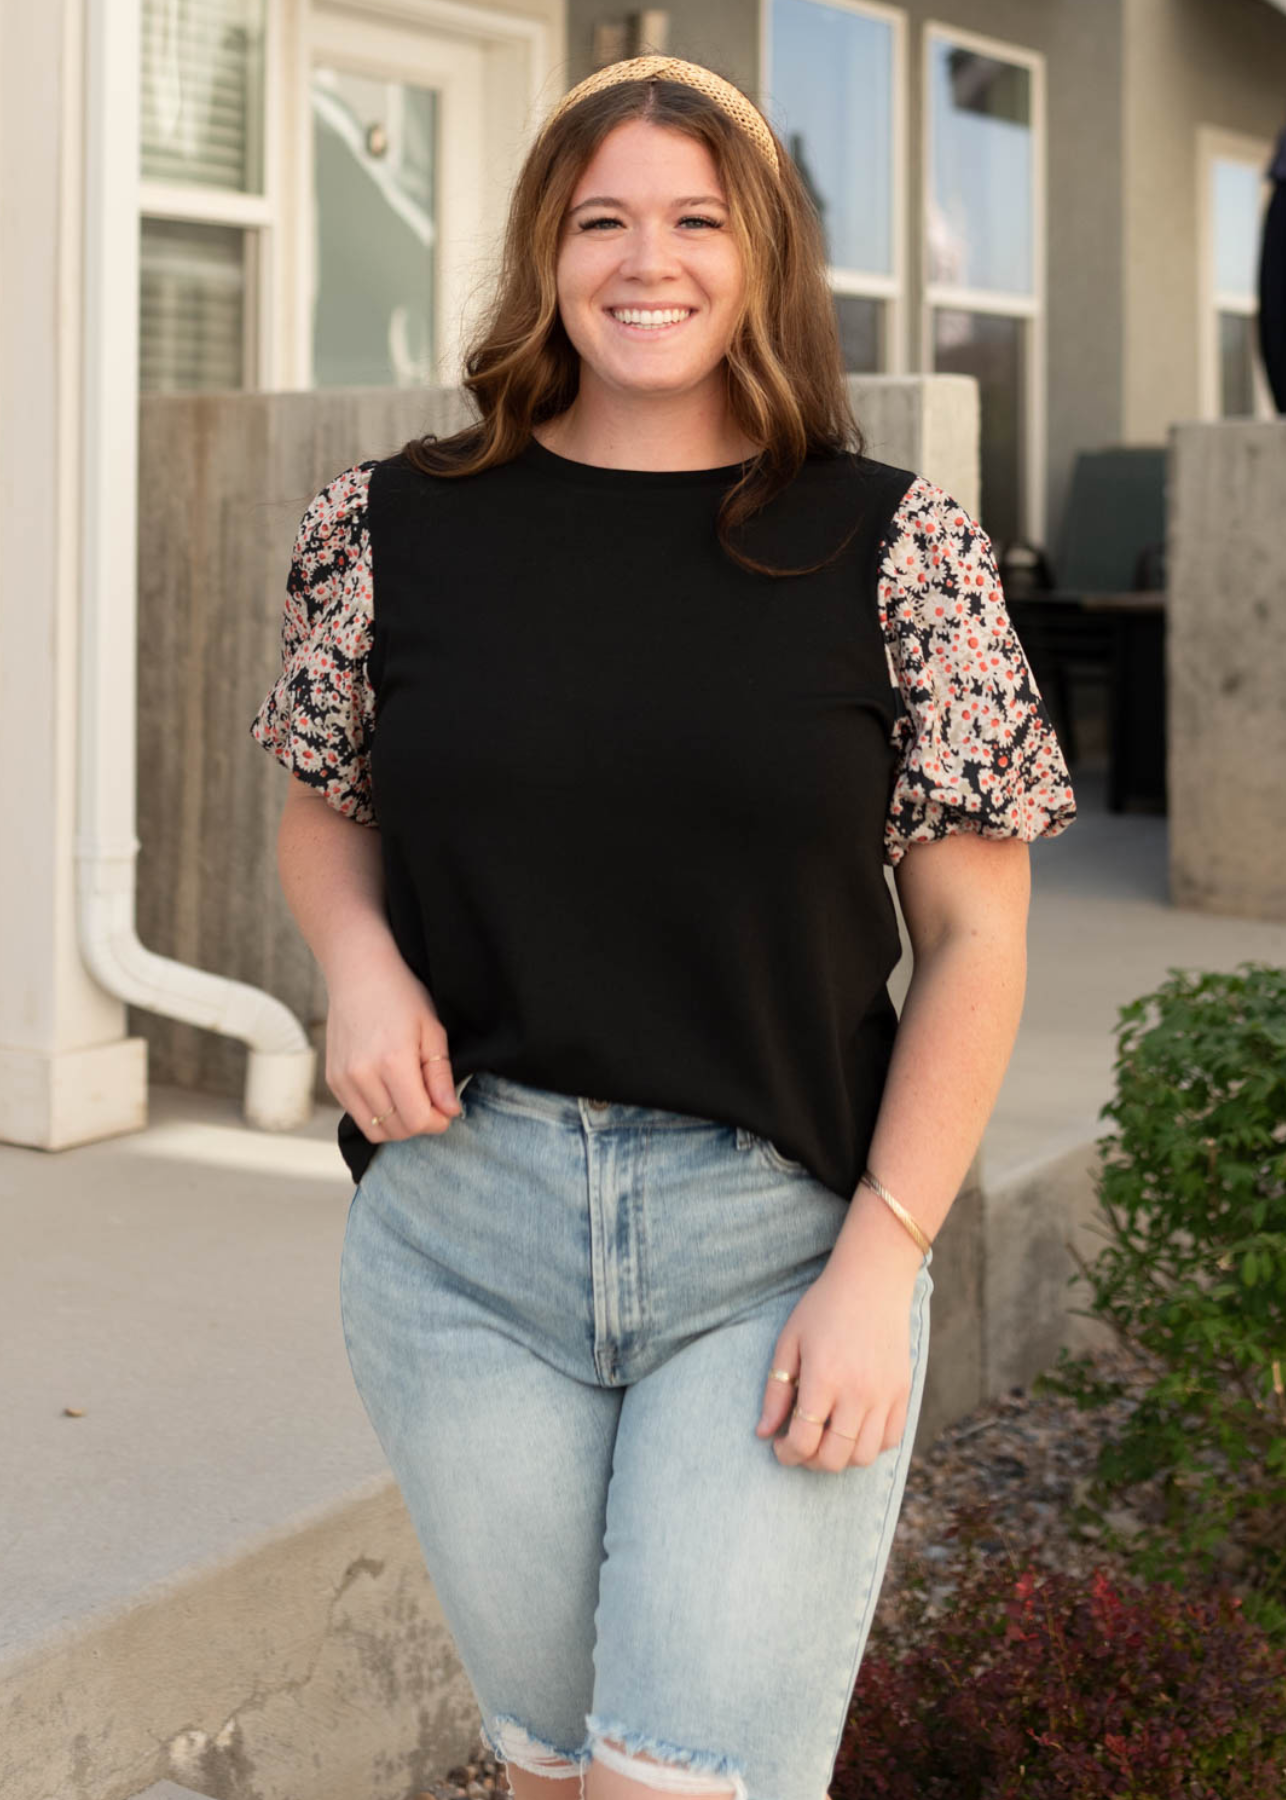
[250,459,381,826]
[877,475,1077,869]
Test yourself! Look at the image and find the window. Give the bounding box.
[923,24,1045,548]
[139,0,271,393]
[132,2,550,397]
[762,0,905,372]
[1198,129,1274,420]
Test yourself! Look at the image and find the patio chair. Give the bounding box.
[1005,446,1167,809]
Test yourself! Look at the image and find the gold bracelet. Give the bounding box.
[860,1168,933,1256]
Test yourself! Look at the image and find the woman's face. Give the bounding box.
[554,119,746,404]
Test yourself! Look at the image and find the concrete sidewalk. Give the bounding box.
[3,757,1284,1800]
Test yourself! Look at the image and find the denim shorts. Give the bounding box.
[339,1069,934,1800]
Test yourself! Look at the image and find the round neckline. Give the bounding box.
[519,432,757,489]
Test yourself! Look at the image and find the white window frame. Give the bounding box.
[137,0,285,390]
[1196,124,1276,422]
[758,0,908,372]
[921,20,1046,546]
[292,0,553,391]
[136,0,554,393]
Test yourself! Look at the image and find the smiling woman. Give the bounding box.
[532,123,762,469]
[249,50,1075,1800]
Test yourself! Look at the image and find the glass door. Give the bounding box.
[307,11,485,389]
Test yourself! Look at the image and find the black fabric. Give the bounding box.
[1259,173,1286,413]
[1267,124,1286,185]
[338,437,918,1203]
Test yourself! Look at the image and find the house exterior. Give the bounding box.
[2,0,1284,1159]
[124,0,1286,548]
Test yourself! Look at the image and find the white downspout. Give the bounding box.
[77,0,315,1132]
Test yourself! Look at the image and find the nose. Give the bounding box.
[615,221,684,283]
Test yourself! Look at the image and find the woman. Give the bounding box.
[251,53,1075,1800]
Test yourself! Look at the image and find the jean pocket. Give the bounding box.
[733,1123,812,1179]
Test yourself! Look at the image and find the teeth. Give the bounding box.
[610,308,692,327]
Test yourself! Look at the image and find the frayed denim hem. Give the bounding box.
[482,1713,593,1799]
[585,1714,748,1800]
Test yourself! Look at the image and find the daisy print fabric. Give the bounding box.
[250,460,381,826]
[876,475,1076,868]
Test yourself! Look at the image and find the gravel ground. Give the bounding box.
[865,1336,1166,1656]
[414,1338,1170,1800]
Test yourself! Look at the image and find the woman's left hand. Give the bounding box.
[755,1258,920,1472]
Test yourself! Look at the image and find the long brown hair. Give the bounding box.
[398,69,868,578]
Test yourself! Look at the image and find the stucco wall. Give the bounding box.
[1122,0,1286,442]
[564,0,757,89]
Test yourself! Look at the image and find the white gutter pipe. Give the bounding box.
[77,0,315,1132]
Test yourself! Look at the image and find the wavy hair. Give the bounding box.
[397,69,868,578]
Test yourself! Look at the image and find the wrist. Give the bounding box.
[830,1178,926,1280]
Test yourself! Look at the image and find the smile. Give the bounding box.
[606,307,695,333]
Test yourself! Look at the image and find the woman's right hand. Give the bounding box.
[324,941,463,1143]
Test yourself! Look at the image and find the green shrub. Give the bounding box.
[1030,960,1286,1642]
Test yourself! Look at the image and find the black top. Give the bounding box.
[250,434,1077,1200]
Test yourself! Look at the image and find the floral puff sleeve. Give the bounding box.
[250,459,382,826]
[877,475,1077,868]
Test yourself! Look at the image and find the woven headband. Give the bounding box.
[539,54,781,178]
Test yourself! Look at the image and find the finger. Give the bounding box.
[775,1389,830,1466]
[421,1045,463,1121]
[346,1077,398,1141]
[419,1017,463,1122]
[847,1409,889,1469]
[813,1418,861,1474]
[383,1055,451,1137]
[883,1398,909,1455]
[756,1338,800,1440]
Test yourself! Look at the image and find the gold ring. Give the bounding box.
[792,1405,859,1439]
[769,1368,797,1385]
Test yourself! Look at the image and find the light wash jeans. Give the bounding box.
[339,1069,933,1800]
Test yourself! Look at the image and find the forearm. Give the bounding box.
[276,797,401,990]
[829,928,1028,1280]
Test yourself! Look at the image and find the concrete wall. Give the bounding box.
[1122,0,1286,444]
[135,385,477,1108]
[1167,419,1286,921]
